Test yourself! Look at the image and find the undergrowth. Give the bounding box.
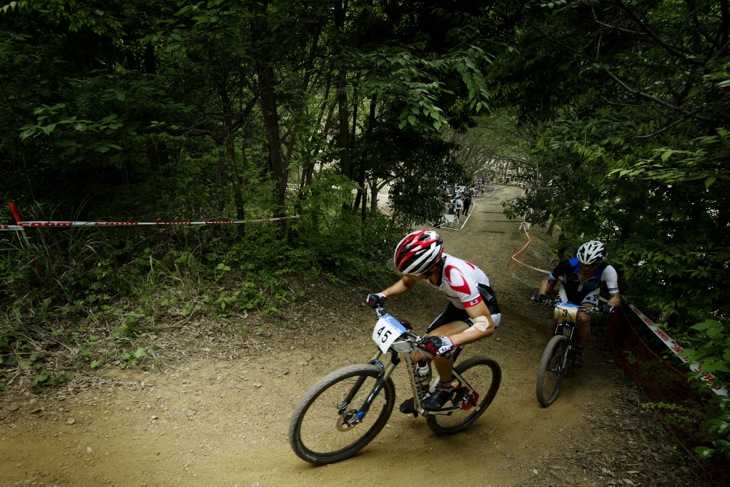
[0,209,401,393]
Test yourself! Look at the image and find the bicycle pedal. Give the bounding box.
[399,397,419,418]
[458,390,479,410]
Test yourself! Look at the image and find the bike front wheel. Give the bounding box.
[427,357,501,435]
[288,364,395,465]
[536,334,569,407]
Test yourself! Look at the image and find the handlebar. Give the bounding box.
[372,303,415,330]
[532,296,604,315]
[371,304,433,347]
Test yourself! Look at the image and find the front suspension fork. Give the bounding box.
[339,351,398,425]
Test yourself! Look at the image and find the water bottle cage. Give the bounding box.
[413,362,431,398]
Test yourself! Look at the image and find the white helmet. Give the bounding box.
[576,240,606,265]
[394,229,444,276]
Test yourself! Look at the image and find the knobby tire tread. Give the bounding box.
[288,364,395,465]
[536,334,568,407]
[427,356,501,436]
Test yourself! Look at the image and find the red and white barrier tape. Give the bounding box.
[627,303,727,396]
[0,215,300,231]
[508,222,550,273]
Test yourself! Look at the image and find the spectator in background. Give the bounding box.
[463,192,472,217]
[453,195,464,224]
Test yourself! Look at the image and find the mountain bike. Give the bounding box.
[288,306,501,465]
[535,299,602,407]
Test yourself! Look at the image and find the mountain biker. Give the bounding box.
[534,240,621,368]
[366,229,502,411]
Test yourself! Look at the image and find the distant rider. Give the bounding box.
[534,240,621,368]
[453,195,463,223]
[366,229,502,411]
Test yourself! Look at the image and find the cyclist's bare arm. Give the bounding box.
[607,291,621,308]
[380,275,418,299]
[538,275,557,295]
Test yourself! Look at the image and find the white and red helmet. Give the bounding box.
[394,229,444,276]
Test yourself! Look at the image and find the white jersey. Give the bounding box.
[432,253,491,310]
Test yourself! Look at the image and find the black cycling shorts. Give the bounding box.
[427,284,501,333]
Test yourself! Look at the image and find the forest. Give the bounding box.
[1,0,729,466]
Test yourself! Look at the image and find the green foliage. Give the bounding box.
[0,166,401,389]
[694,397,730,462]
[494,1,730,330]
[355,123,465,227]
[487,0,730,465]
[354,42,492,133]
[2,8,725,474]
[119,346,148,368]
[642,401,702,431]
[114,313,145,338]
[640,398,727,465]
[680,319,730,461]
[685,320,730,378]
[1,2,29,14]
[0,0,506,394]
[16,350,73,393]
[293,169,400,286]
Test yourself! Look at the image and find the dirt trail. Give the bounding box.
[0,186,706,486]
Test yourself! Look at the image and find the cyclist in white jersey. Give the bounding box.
[367,229,502,411]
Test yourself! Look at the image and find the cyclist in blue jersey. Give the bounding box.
[366,229,501,411]
[534,240,621,368]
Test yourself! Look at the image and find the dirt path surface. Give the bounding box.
[0,186,708,486]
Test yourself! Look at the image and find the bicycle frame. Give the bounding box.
[552,320,577,368]
[551,300,600,359]
[339,311,471,425]
[367,342,466,406]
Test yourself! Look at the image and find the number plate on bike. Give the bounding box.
[372,314,407,353]
[554,302,580,322]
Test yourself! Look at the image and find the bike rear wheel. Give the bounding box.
[536,334,569,407]
[288,364,395,465]
[426,357,501,435]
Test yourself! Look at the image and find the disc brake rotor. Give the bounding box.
[335,410,359,431]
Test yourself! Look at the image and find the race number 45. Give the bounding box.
[371,314,406,353]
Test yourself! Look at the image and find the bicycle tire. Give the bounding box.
[288,364,395,465]
[426,357,501,435]
[536,334,569,407]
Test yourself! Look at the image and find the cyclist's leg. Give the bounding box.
[422,306,503,410]
[554,286,570,325]
[404,306,467,412]
[422,304,469,380]
[576,290,600,348]
[429,322,467,383]
[425,303,501,380]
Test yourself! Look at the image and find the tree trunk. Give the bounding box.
[257,58,287,215]
[370,181,379,212]
[334,1,352,183]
